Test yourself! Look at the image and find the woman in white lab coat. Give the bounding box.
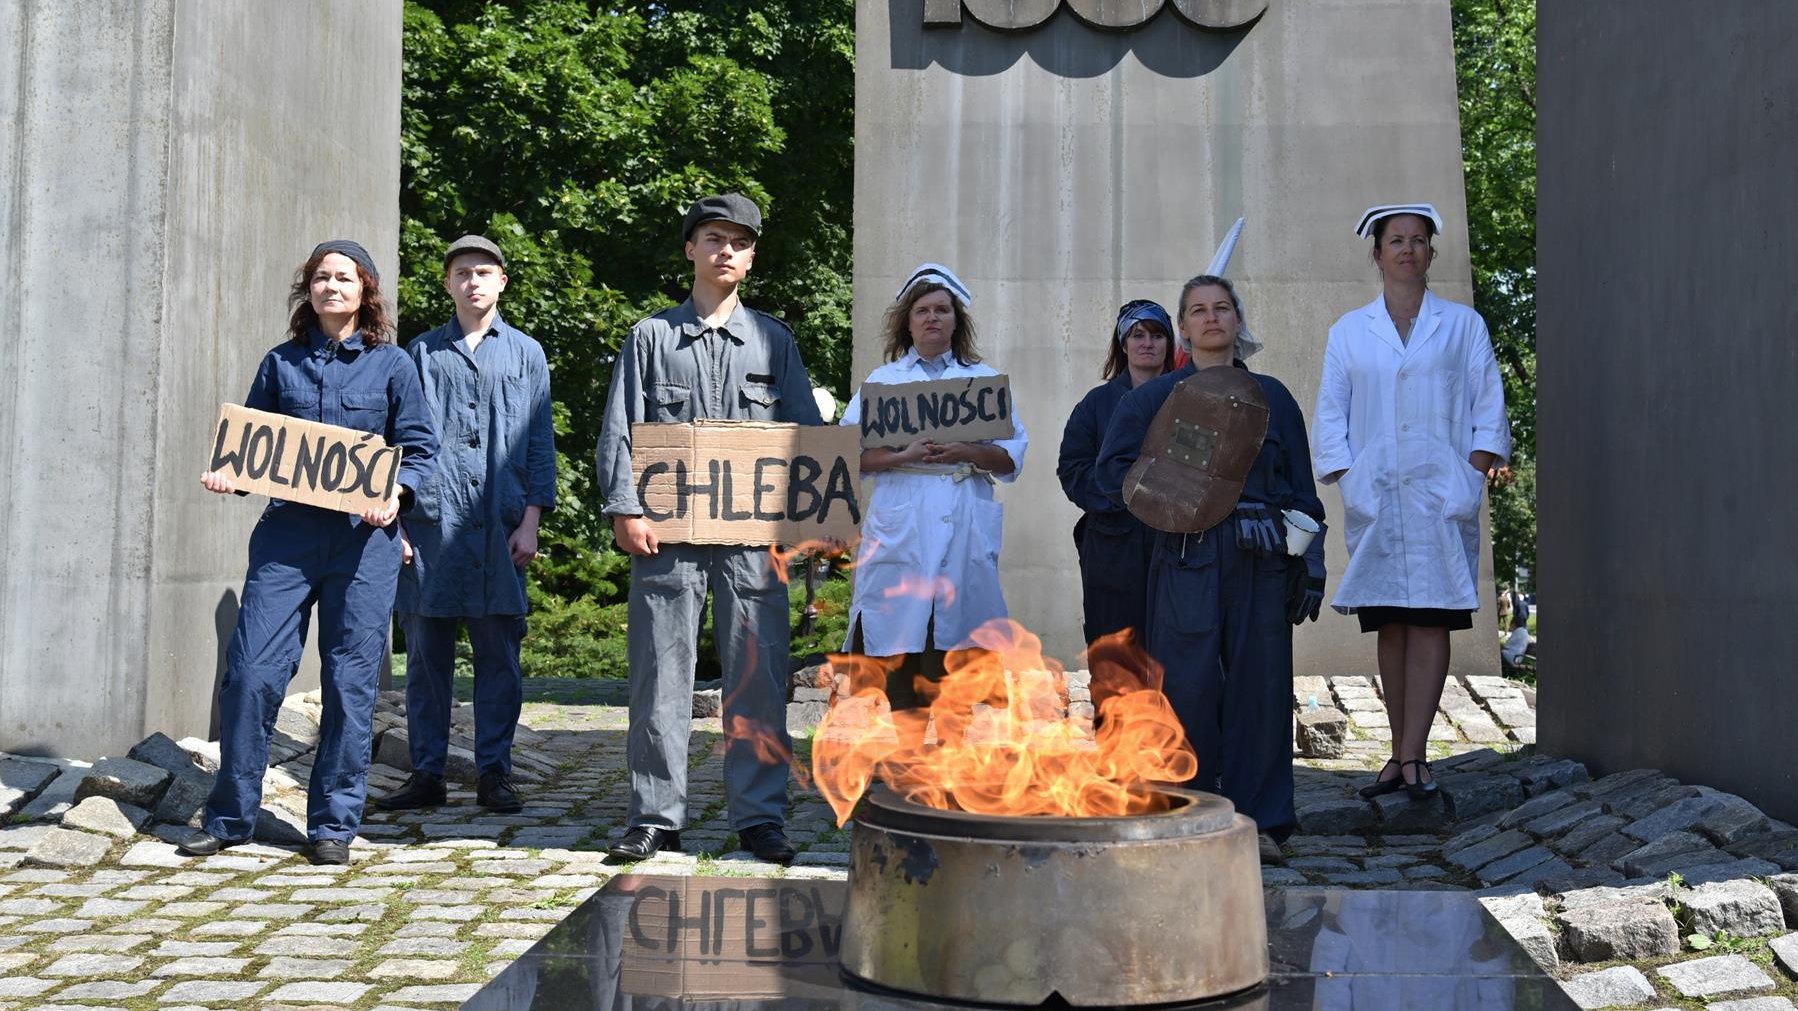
[1313,204,1510,800]
[840,264,1029,740]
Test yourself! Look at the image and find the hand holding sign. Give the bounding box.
[359,492,401,528]
[199,470,238,495]
[613,514,660,556]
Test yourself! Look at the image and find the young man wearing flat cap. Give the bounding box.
[380,234,557,816]
[596,193,824,863]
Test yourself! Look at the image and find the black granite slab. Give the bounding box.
[465,875,1577,1010]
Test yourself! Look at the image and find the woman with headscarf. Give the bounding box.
[1313,204,1511,801]
[181,240,438,865]
[1056,300,1176,646]
[1094,273,1325,845]
[839,264,1029,744]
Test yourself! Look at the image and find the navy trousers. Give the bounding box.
[1076,510,1155,645]
[204,503,401,843]
[400,613,526,778]
[1144,529,1297,841]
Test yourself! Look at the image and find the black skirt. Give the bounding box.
[1355,606,1475,633]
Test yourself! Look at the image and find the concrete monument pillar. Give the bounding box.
[853,0,1500,673]
[0,0,401,755]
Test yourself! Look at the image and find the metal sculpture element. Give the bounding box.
[925,0,1269,32]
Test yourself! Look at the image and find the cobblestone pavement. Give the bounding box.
[2,674,1795,1010]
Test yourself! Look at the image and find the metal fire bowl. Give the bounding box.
[842,785,1268,1007]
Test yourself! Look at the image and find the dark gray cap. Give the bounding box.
[443,234,506,268]
[681,193,762,242]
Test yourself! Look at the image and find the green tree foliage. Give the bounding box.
[1453,0,1536,588]
[399,0,854,673]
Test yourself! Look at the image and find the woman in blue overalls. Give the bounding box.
[181,241,437,865]
[1057,299,1175,646]
[1095,275,1325,844]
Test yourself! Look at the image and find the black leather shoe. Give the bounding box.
[608,826,681,861]
[175,831,237,857]
[309,839,351,865]
[1402,760,1440,801]
[738,823,797,864]
[375,772,446,811]
[1358,758,1404,799]
[477,771,523,813]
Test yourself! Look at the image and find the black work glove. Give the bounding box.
[1234,504,1284,556]
[1287,555,1325,625]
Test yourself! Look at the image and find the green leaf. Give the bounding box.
[1686,933,1713,950]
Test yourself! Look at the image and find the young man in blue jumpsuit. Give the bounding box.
[596,194,824,863]
[1094,275,1325,844]
[183,240,438,865]
[380,234,557,815]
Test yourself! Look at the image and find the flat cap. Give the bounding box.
[443,234,506,268]
[681,193,762,242]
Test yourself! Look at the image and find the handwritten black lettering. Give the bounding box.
[752,457,786,521]
[292,433,322,490]
[719,460,751,521]
[320,442,348,492]
[778,887,815,959]
[637,462,673,521]
[211,418,246,473]
[821,456,860,523]
[744,888,779,959]
[628,885,668,951]
[788,454,823,522]
[244,425,275,480]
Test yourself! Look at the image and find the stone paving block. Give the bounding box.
[1613,781,1701,821]
[192,920,266,936]
[1295,798,1379,836]
[20,916,93,933]
[369,957,461,979]
[231,902,313,919]
[382,983,483,1003]
[1680,879,1788,937]
[1623,793,1732,843]
[151,772,214,827]
[1560,964,1657,1009]
[1551,815,1628,857]
[152,940,243,957]
[1615,830,1717,873]
[0,951,35,972]
[0,758,60,814]
[0,976,57,998]
[158,979,267,1003]
[1679,858,1784,887]
[319,902,387,922]
[1477,844,1554,885]
[156,901,227,918]
[396,921,461,938]
[37,881,110,896]
[1448,828,1533,872]
[1499,789,1577,830]
[256,935,360,956]
[1692,789,1775,847]
[378,937,470,956]
[1656,953,1776,998]
[411,903,483,920]
[75,897,148,917]
[41,952,145,975]
[1442,772,1527,822]
[1368,791,1449,833]
[155,955,253,976]
[118,841,188,868]
[0,896,58,914]
[1774,875,1798,927]
[1768,931,1798,979]
[259,956,353,978]
[73,756,171,809]
[55,979,160,999]
[1556,899,1679,962]
[275,921,369,937]
[1708,997,1798,1011]
[59,796,150,839]
[48,933,153,952]
[22,827,113,868]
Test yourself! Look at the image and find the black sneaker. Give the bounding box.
[737,822,797,864]
[374,772,446,811]
[477,771,523,813]
[309,838,350,865]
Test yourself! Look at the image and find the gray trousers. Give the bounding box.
[626,542,792,831]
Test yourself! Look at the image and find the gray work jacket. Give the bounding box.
[597,298,823,517]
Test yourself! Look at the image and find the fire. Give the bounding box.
[810,621,1197,826]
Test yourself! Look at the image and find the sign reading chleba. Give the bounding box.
[632,420,863,546]
[924,0,1267,32]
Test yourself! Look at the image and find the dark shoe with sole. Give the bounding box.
[1258,833,1286,866]
[374,772,446,811]
[738,822,797,865]
[1358,758,1404,799]
[607,826,681,861]
[175,831,238,857]
[477,771,523,813]
[1402,759,1439,801]
[309,839,350,865]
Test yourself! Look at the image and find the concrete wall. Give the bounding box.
[854,0,1500,672]
[0,0,401,756]
[1537,2,1798,821]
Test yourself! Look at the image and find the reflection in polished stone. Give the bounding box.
[468,876,1577,1010]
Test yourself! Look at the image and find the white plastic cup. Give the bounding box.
[1282,508,1320,557]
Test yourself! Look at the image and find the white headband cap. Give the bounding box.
[896,262,972,306]
[1180,217,1263,361]
[1355,203,1445,239]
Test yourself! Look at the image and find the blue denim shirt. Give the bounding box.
[396,314,557,617]
[596,298,823,516]
[243,327,438,514]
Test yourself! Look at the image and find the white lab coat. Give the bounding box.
[1313,291,1511,611]
[840,351,1029,655]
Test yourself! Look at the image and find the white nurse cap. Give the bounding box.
[1355,203,1445,239]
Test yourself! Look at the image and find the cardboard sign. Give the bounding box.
[208,403,401,514]
[631,420,862,545]
[617,877,843,998]
[857,373,1014,448]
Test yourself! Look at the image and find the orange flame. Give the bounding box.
[766,538,861,584]
[810,621,1197,826]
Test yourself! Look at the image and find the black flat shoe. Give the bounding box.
[309,839,350,865]
[374,772,447,811]
[175,831,239,857]
[1358,758,1404,799]
[477,771,523,813]
[608,825,681,861]
[738,822,797,864]
[1402,760,1440,801]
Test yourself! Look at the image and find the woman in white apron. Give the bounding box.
[1313,204,1511,800]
